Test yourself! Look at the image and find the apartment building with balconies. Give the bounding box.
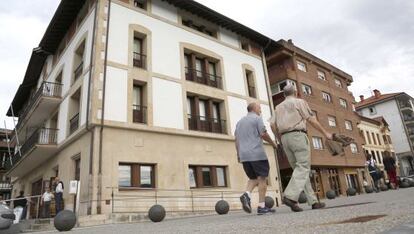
[0,128,13,200]
[5,0,279,218]
[356,90,414,176]
[265,39,367,198]
[357,115,397,181]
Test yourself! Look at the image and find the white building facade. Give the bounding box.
[5,0,280,220]
[356,90,414,176]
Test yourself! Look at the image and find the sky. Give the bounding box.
[1,0,413,128]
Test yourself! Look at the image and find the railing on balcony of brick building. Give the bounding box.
[188,115,226,134]
[185,68,223,89]
[0,180,12,191]
[74,61,84,81]
[5,128,58,170]
[133,52,146,69]
[69,113,80,135]
[16,82,63,130]
[132,105,147,124]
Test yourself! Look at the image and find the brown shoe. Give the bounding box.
[312,202,326,209]
[282,197,303,212]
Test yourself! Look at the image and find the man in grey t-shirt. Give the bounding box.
[235,102,277,215]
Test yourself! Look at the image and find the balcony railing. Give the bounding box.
[0,180,12,190]
[74,61,84,81]
[185,67,223,89]
[404,116,414,122]
[248,86,256,98]
[16,82,63,129]
[133,52,146,69]
[69,113,80,135]
[5,128,58,170]
[132,105,147,124]
[188,115,226,134]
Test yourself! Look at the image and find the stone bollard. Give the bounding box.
[326,190,336,199]
[148,205,166,222]
[346,188,357,196]
[215,200,229,215]
[54,210,77,232]
[298,191,307,204]
[265,196,275,208]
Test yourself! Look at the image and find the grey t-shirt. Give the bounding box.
[235,112,268,162]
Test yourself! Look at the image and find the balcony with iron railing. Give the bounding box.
[73,61,84,81]
[69,113,80,135]
[132,105,147,124]
[16,81,62,131]
[188,115,226,134]
[404,115,414,125]
[0,180,12,191]
[185,68,223,89]
[133,52,146,69]
[5,128,58,176]
[400,101,413,113]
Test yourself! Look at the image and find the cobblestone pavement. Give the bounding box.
[41,187,414,234]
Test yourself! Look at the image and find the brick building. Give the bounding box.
[266,39,367,198]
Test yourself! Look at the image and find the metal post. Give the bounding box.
[221,191,223,200]
[191,190,194,213]
[36,196,40,219]
[155,190,158,204]
[111,187,114,214]
[275,197,279,207]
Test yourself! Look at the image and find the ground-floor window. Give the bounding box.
[189,165,227,188]
[118,163,155,188]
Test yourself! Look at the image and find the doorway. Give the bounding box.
[30,179,43,219]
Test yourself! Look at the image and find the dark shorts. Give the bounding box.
[242,160,270,180]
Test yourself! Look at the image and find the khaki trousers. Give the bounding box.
[281,131,317,205]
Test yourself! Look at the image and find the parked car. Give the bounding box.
[0,203,15,230]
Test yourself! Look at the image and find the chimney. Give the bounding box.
[287,39,293,45]
[359,95,364,102]
[373,89,381,98]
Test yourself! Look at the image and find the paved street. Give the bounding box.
[36,187,414,234]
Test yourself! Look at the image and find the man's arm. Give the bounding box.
[307,116,332,140]
[261,132,277,148]
[270,122,281,144]
[235,137,240,163]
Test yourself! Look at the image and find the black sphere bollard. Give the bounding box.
[215,200,229,215]
[326,190,336,199]
[298,191,307,204]
[380,185,388,191]
[54,210,77,232]
[400,181,409,188]
[365,186,374,194]
[148,205,166,222]
[264,196,275,208]
[346,188,357,196]
[408,180,414,187]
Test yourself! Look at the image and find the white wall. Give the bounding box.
[152,77,184,129]
[219,27,240,48]
[227,96,247,135]
[107,2,268,102]
[359,99,411,153]
[57,99,69,143]
[260,104,274,140]
[104,66,128,122]
[151,0,178,23]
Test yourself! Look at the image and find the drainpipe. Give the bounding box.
[85,0,99,216]
[97,0,112,214]
[260,38,283,202]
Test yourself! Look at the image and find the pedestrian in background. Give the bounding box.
[41,188,54,218]
[366,155,381,192]
[54,177,64,214]
[383,152,398,189]
[13,191,27,220]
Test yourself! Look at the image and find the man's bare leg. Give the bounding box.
[257,177,267,207]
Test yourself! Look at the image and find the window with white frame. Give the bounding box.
[328,116,337,127]
[312,137,323,150]
[322,92,332,103]
[334,78,342,88]
[297,60,307,72]
[345,120,353,130]
[317,70,326,80]
[339,98,348,109]
[302,84,312,96]
[350,143,358,154]
[272,79,297,94]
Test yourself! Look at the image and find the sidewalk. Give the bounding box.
[32,187,414,233]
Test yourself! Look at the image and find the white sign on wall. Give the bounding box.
[69,180,78,194]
